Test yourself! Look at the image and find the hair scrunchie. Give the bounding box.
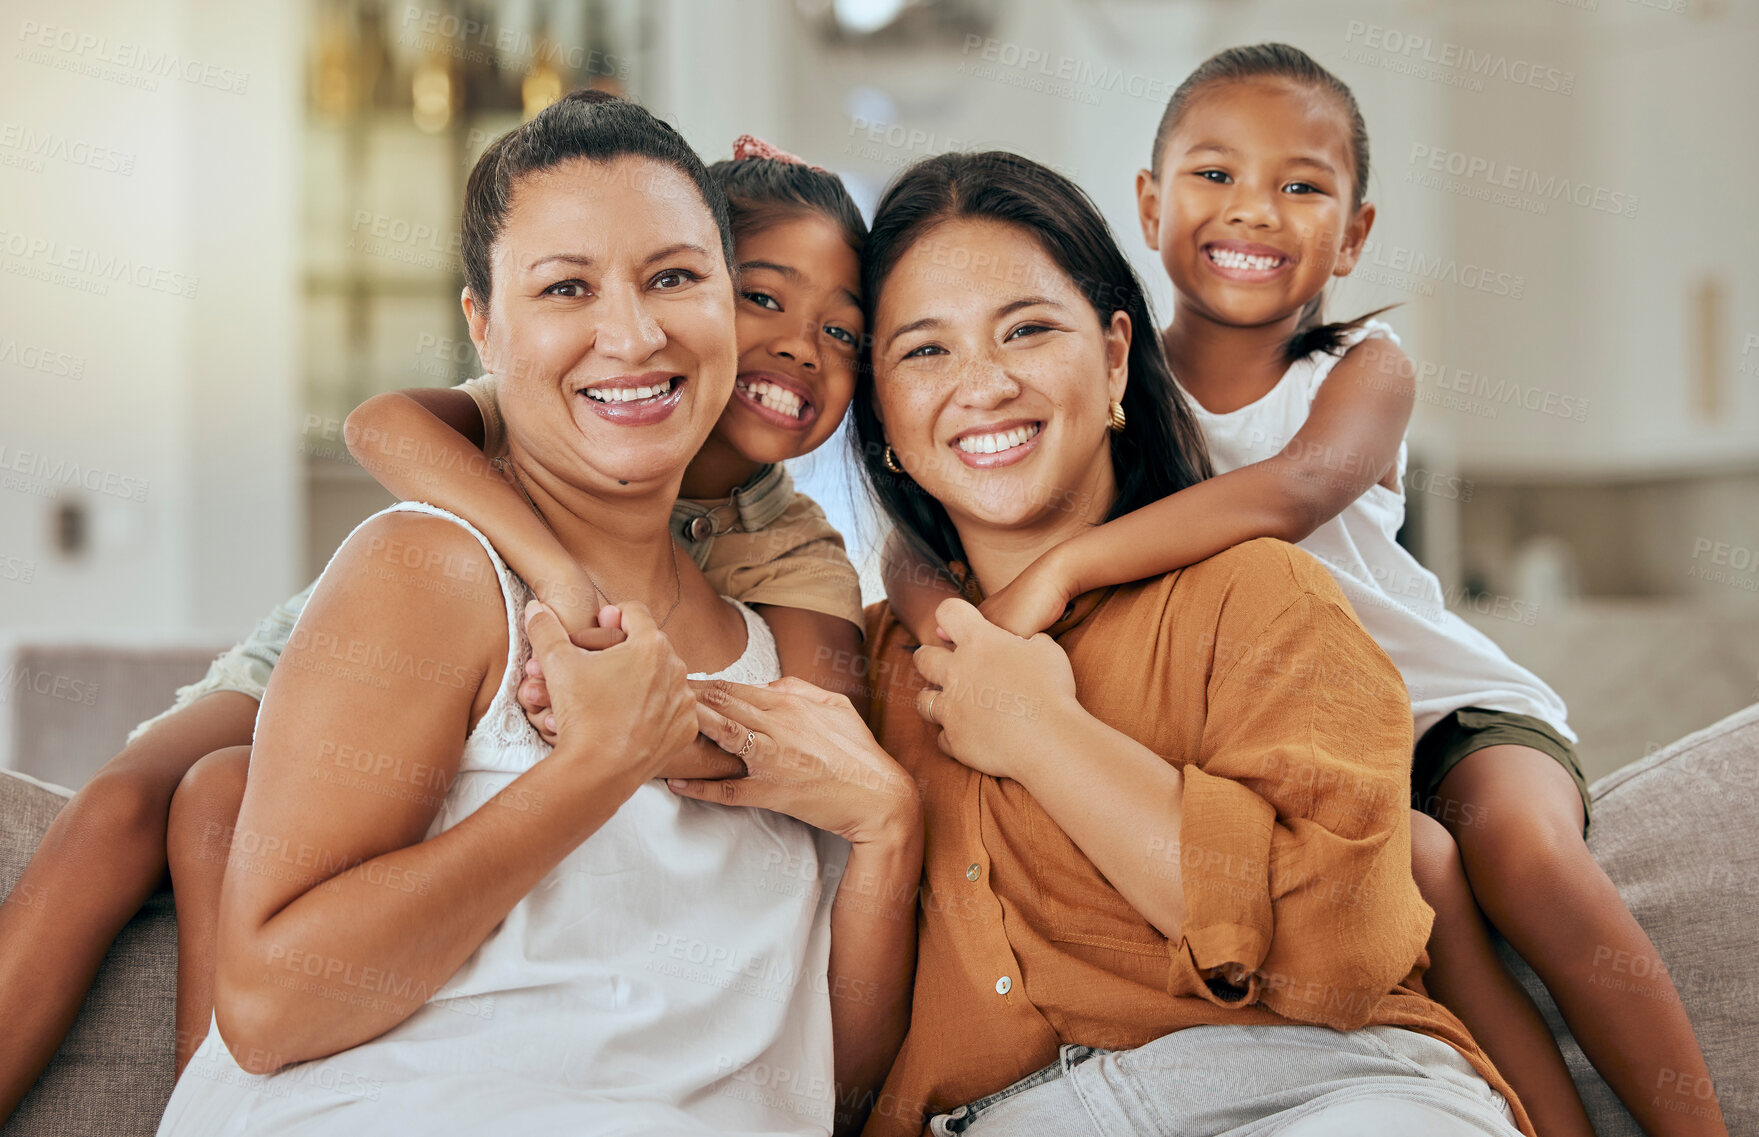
[731,133,825,172]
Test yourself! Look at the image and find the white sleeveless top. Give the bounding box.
[1175,321,1574,744]
[158,503,843,1136]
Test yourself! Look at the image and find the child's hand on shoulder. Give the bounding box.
[979,554,1075,637]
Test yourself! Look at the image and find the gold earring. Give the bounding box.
[1107,400,1127,432]
[883,445,905,474]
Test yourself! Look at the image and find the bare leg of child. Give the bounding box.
[166,746,252,1077]
[1411,809,1595,1137]
[0,693,258,1122]
[1438,745,1728,1137]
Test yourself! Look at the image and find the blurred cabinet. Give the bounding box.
[298,0,645,578]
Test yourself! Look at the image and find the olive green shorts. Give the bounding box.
[1412,706,1591,834]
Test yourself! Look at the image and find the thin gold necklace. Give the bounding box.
[503,461,684,631]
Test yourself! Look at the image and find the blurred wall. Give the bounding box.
[2,0,303,640]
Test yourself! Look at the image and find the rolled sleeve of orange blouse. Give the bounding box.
[1169,593,1431,1028]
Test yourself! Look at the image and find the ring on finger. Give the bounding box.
[735,729,757,761]
[926,689,939,724]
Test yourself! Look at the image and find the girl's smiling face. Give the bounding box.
[1137,77,1375,330]
[708,213,863,465]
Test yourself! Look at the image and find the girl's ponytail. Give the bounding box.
[1286,297,1398,362]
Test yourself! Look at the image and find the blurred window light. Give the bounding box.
[801,0,995,45]
[311,7,356,120]
[833,0,908,35]
[843,84,898,126]
[412,59,452,133]
[523,58,564,119]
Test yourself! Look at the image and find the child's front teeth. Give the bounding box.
[1208,247,1284,271]
[955,423,1041,454]
[739,379,805,419]
[586,380,674,403]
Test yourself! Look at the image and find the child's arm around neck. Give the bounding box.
[880,528,962,649]
[982,334,1417,636]
[344,385,600,639]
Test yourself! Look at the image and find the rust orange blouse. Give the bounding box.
[858,538,1532,1137]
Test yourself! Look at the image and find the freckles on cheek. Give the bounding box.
[894,384,944,448]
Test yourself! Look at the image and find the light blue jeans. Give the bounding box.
[927,1024,1522,1137]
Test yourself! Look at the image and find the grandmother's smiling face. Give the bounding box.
[466,155,738,495]
[870,217,1128,537]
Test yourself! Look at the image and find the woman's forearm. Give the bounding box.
[1016,707,1187,940]
[827,818,923,1135]
[219,748,643,1071]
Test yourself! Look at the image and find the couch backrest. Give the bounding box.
[1,644,222,789]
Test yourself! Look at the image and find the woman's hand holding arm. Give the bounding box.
[512,622,754,782]
[670,679,923,1136]
[911,599,1188,940]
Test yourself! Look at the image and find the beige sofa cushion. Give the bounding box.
[0,770,177,1137]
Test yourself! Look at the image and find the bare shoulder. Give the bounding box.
[1326,334,1414,400]
[299,510,509,690]
[324,509,503,600]
[227,511,511,966]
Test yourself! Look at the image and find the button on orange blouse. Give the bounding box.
[859,539,1532,1137]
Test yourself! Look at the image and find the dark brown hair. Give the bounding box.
[1150,43,1389,361]
[706,156,867,269]
[852,151,1213,575]
[460,89,734,306]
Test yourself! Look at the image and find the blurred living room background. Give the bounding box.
[3,0,1756,789]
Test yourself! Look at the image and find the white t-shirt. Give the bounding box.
[1174,320,1574,744]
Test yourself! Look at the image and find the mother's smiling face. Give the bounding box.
[458,91,737,499]
[872,216,1128,537]
[467,155,735,494]
[855,152,1212,577]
